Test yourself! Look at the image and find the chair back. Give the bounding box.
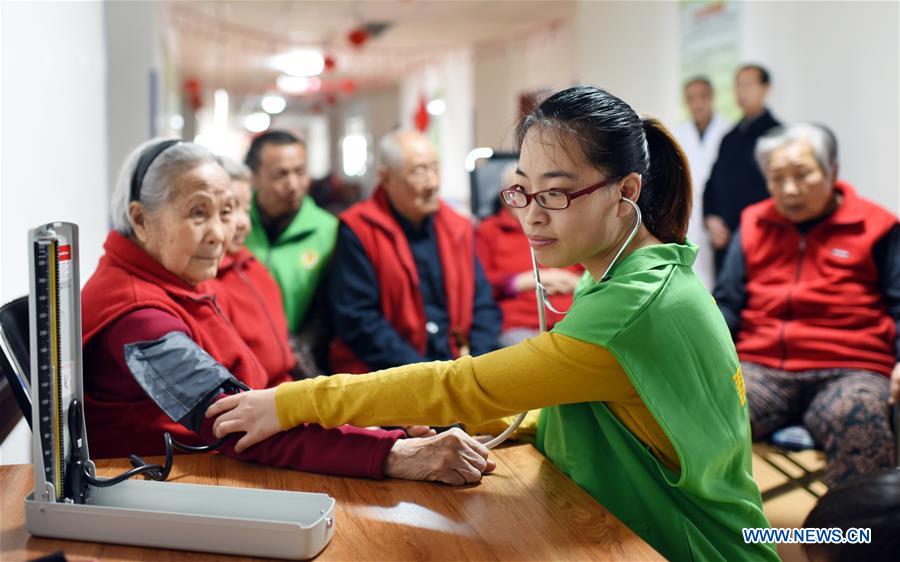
[469,151,519,220]
[0,296,32,431]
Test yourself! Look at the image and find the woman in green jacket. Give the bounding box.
[207,86,777,561]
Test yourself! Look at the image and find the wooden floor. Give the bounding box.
[752,449,827,562]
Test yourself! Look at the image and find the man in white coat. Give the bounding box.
[674,77,730,289]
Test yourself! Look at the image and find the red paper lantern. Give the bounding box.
[323,55,337,72]
[325,94,337,106]
[348,27,368,48]
[414,95,429,132]
[340,79,357,94]
[184,78,203,111]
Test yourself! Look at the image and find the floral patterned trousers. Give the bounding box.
[742,361,895,487]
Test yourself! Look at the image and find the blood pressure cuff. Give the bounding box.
[124,331,248,432]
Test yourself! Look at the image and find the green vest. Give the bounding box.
[538,243,777,561]
[245,196,338,333]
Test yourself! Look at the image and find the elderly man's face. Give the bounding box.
[685,81,713,125]
[132,161,235,285]
[227,179,252,253]
[383,133,441,225]
[766,140,835,223]
[253,142,309,219]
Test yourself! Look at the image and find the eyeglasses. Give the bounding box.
[500,177,621,210]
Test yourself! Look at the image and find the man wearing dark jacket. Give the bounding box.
[703,64,781,273]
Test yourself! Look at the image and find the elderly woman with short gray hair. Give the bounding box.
[713,123,900,486]
[81,138,495,485]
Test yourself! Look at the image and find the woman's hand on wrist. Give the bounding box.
[206,387,282,453]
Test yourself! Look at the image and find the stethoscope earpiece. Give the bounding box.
[532,197,641,315]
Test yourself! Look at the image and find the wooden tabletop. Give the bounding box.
[1,443,662,561]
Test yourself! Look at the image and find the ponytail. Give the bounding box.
[640,117,692,244]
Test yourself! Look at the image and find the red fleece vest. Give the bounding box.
[737,181,897,375]
[475,211,579,332]
[81,232,270,455]
[330,186,475,373]
[211,247,295,383]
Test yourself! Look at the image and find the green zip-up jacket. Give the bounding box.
[245,196,338,333]
[540,242,777,561]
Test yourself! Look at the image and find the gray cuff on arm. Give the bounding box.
[124,331,244,431]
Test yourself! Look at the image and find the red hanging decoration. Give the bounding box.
[323,55,337,72]
[340,79,357,94]
[414,94,429,132]
[184,78,203,111]
[347,27,369,48]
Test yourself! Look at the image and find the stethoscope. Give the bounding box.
[483,197,642,449]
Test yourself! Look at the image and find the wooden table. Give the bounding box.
[1,444,662,561]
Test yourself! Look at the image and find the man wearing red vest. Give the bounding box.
[714,123,899,486]
[329,130,501,374]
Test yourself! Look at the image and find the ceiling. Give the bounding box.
[166,0,574,109]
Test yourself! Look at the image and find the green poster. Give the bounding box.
[679,1,742,122]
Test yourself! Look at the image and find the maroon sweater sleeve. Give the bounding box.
[101,308,404,479]
[197,408,402,479]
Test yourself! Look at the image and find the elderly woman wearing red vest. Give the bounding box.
[328,130,501,374]
[713,123,900,486]
[209,156,300,381]
[80,139,496,484]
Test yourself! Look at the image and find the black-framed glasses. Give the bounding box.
[500,176,621,210]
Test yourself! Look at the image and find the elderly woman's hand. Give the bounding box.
[705,215,731,249]
[385,428,496,485]
[540,268,581,295]
[207,388,281,453]
[404,425,438,437]
[364,425,437,437]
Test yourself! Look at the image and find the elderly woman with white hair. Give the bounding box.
[80,139,496,485]
[209,155,302,382]
[713,123,900,486]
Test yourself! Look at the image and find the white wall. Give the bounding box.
[573,0,899,214]
[104,0,162,198]
[473,20,576,150]
[741,0,899,213]
[1,1,108,464]
[575,1,681,126]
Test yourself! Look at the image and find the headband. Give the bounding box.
[129,139,182,203]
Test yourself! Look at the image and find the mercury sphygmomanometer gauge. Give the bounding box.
[29,224,81,502]
[23,222,336,559]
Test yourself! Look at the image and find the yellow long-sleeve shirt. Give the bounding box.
[278,332,679,471]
